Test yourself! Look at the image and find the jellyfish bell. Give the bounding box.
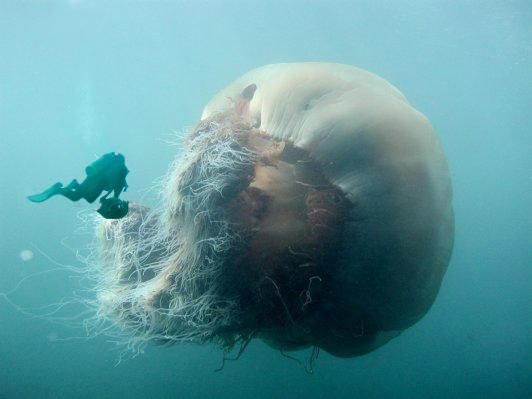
[94,63,454,358]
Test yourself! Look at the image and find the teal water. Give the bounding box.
[0,1,530,398]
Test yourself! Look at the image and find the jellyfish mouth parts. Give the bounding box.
[93,108,375,355]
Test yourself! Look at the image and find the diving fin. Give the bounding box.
[27,182,64,203]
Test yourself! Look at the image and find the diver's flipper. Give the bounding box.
[27,182,63,203]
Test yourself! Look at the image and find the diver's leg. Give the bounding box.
[27,182,64,203]
[84,190,101,203]
[58,179,84,201]
[78,178,105,203]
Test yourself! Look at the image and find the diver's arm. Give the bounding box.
[112,186,124,199]
[101,190,112,200]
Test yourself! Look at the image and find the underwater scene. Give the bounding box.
[0,1,530,398]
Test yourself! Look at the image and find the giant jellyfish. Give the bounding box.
[94,63,454,357]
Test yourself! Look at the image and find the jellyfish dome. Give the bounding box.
[95,63,454,357]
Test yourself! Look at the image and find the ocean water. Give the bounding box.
[0,1,530,398]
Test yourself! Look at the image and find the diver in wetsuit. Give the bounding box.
[27,152,130,219]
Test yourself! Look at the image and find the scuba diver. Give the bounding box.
[27,152,130,219]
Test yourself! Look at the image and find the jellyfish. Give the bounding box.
[92,63,454,357]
